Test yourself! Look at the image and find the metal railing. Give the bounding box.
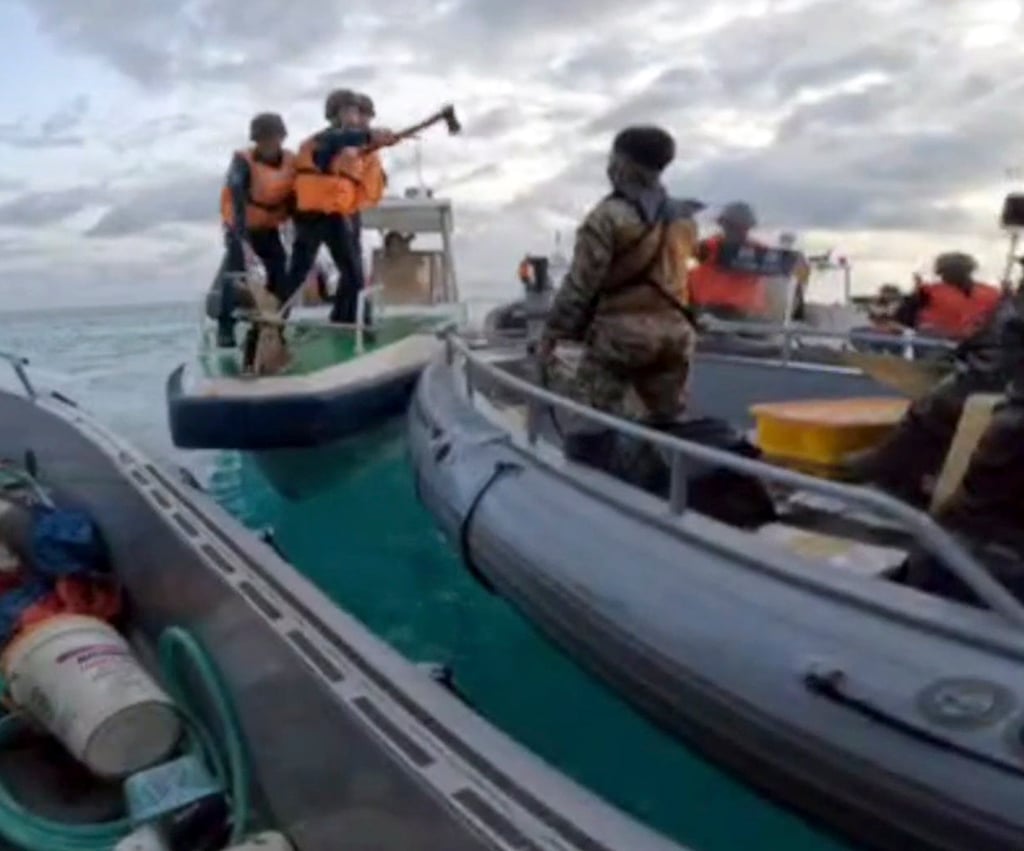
[444,333,1024,629]
[0,350,36,399]
[699,319,957,364]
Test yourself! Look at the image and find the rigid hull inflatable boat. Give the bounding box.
[0,353,686,851]
[408,333,1024,851]
[168,196,463,500]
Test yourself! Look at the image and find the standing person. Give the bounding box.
[538,125,700,445]
[285,90,395,324]
[688,202,770,319]
[215,112,294,347]
[351,93,389,325]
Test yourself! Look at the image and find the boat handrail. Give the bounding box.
[701,319,957,362]
[445,333,1024,629]
[0,350,36,399]
[355,285,386,353]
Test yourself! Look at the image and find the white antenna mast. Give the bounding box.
[415,139,426,193]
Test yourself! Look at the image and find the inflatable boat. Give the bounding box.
[0,352,686,851]
[408,332,1024,851]
[483,251,956,367]
[168,196,463,500]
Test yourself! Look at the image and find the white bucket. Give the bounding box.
[2,615,181,778]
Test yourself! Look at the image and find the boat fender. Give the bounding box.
[458,461,522,594]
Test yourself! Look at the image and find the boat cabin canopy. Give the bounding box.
[364,195,459,306]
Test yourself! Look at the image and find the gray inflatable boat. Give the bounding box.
[408,333,1024,851]
[0,353,685,851]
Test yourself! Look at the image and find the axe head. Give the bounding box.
[440,104,462,135]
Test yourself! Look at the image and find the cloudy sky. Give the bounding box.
[0,0,1021,310]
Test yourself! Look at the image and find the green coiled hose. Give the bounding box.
[0,626,251,851]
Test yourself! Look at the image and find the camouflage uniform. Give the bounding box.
[542,183,698,427]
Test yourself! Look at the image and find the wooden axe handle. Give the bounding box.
[365,108,453,151]
[393,109,450,142]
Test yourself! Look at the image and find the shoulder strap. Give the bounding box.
[601,202,695,322]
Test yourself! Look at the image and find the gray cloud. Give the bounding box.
[0,187,108,227]
[86,173,220,237]
[464,106,520,140]
[40,94,90,135]
[7,0,1024,296]
[21,1,353,90]
[0,94,91,149]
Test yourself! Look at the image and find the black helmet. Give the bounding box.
[612,125,676,172]
[249,112,287,142]
[324,88,358,121]
[934,251,977,279]
[355,93,376,118]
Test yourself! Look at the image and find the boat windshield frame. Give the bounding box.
[362,196,459,304]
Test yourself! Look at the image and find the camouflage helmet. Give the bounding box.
[934,251,977,279]
[718,201,757,230]
[249,112,287,142]
[355,93,376,118]
[324,88,359,121]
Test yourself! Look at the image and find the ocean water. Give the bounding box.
[0,301,845,851]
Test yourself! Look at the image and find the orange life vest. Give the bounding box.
[687,235,770,315]
[357,150,387,211]
[293,134,368,216]
[916,281,1001,339]
[220,148,295,230]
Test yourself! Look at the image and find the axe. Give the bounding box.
[369,104,461,150]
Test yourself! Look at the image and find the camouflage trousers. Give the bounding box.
[563,315,695,429]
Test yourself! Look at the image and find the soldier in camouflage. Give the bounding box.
[538,126,701,431]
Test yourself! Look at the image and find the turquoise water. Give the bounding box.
[0,302,846,851]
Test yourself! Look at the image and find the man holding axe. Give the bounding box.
[284,91,461,324]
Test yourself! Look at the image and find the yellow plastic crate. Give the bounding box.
[751,397,909,468]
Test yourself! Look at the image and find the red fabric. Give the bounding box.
[689,235,770,315]
[917,281,1001,339]
[17,576,122,634]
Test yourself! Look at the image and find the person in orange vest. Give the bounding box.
[214,112,294,347]
[893,252,1000,340]
[284,89,395,324]
[349,92,389,326]
[352,93,388,236]
[688,202,770,319]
